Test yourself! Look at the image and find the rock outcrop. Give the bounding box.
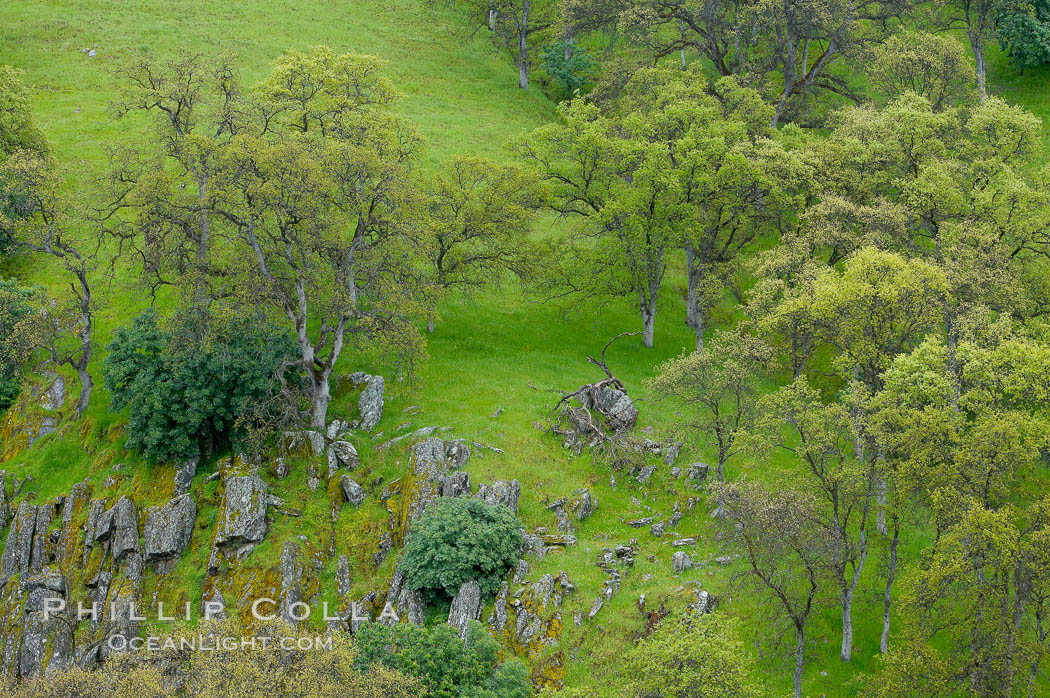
[448,580,482,640]
[143,494,196,571]
[475,479,521,515]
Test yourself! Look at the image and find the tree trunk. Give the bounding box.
[793,626,805,698]
[881,515,900,654]
[641,303,656,348]
[488,3,497,31]
[74,364,93,418]
[680,20,687,69]
[565,29,573,61]
[427,317,435,333]
[971,33,987,102]
[71,267,93,418]
[685,243,704,351]
[309,372,332,432]
[841,585,855,661]
[518,0,529,90]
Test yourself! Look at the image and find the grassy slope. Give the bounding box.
[1,2,1047,695]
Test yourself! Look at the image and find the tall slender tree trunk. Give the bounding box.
[518,0,529,90]
[971,33,987,102]
[488,2,497,30]
[685,243,704,351]
[881,513,900,653]
[680,20,687,69]
[71,267,93,418]
[794,626,805,698]
[641,299,656,348]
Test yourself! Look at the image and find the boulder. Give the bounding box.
[574,490,597,521]
[108,497,140,563]
[328,441,359,470]
[349,372,385,432]
[279,541,303,626]
[593,386,637,432]
[448,580,482,640]
[399,438,471,533]
[671,551,693,574]
[438,471,471,497]
[173,457,198,497]
[635,465,656,485]
[341,476,366,507]
[143,494,197,565]
[487,582,509,631]
[215,475,268,547]
[686,463,709,485]
[475,479,521,515]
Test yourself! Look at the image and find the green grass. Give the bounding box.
[2,2,1050,696]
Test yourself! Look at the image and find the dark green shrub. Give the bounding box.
[998,0,1050,70]
[541,40,596,99]
[102,308,297,462]
[401,496,522,601]
[355,621,531,698]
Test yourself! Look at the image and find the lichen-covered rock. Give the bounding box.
[487,582,509,631]
[341,476,365,507]
[98,497,140,563]
[448,580,482,640]
[393,438,472,538]
[686,462,709,485]
[28,505,53,575]
[143,494,196,567]
[336,555,352,599]
[173,457,197,496]
[2,502,38,582]
[19,569,71,678]
[279,541,302,626]
[348,372,385,432]
[593,385,637,432]
[215,474,268,547]
[328,440,359,472]
[672,551,693,574]
[439,471,471,498]
[475,479,520,515]
[57,483,88,566]
[574,490,597,521]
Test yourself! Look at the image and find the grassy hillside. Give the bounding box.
[1,2,1048,696]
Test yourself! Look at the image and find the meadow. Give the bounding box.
[1,1,1048,695]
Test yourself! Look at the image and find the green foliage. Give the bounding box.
[426,155,544,292]
[648,330,773,480]
[869,31,975,110]
[997,0,1050,70]
[0,66,46,160]
[102,308,298,463]
[620,612,760,698]
[541,40,596,99]
[355,620,531,698]
[400,496,522,600]
[0,279,41,409]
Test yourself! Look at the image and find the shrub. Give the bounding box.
[0,280,41,410]
[355,621,531,698]
[0,619,421,698]
[102,308,298,463]
[620,612,760,698]
[400,496,523,601]
[541,40,596,99]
